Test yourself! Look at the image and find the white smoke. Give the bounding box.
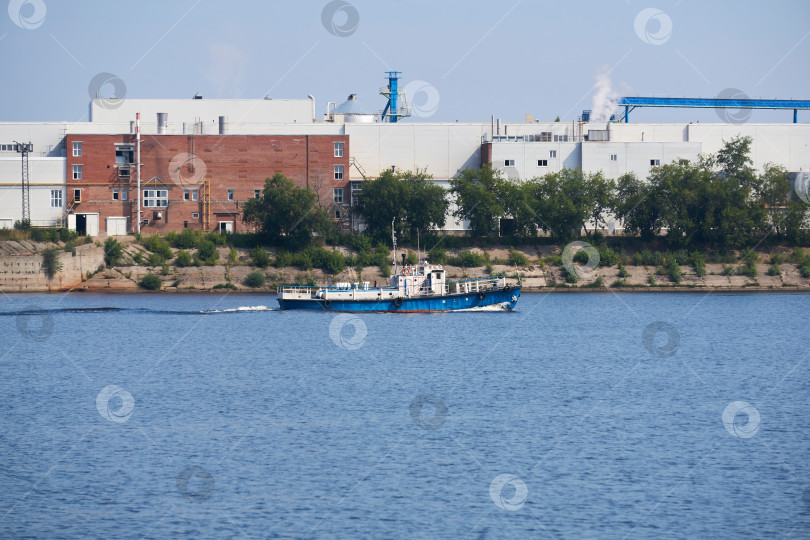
[590,66,619,123]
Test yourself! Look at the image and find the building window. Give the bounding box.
[553,135,569,142]
[192,212,200,219]
[227,189,234,201]
[334,165,344,180]
[254,189,261,199]
[115,145,134,164]
[549,150,557,158]
[650,159,660,166]
[50,190,62,208]
[610,154,618,161]
[72,164,82,180]
[112,188,127,201]
[334,142,344,157]
[192,189,198,201]
[333,187,344,204]
[121,189,127,201]
[537,159,548,167]
[184,189,190,201]
[504,159,515,167]
[113,189,119,200]
[72,142,82,157]
[143,189,168,207]
[73,189,82,202]
[335,209,342,219]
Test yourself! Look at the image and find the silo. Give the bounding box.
[157,113,168,134]
[219,116,228,135]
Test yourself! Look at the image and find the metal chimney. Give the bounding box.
[218,116,228,135]
[157,113,168,134]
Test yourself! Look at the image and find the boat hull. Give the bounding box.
[277,287,521,312]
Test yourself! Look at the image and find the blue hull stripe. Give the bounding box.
[277,288,521,312]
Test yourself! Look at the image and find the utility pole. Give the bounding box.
[136,113,141,233]
[14,141,32,224]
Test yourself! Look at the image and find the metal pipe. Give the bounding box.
[136,112,141,234]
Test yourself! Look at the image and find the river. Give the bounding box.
[1,291,808,539]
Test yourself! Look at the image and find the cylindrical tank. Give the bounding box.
[334,94,376,124]
[219,116,228,135]
[157,113,168,134]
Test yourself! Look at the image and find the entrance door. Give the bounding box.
[85,214,99,236]
[218,221,233,233]
[106,217,128,235]
[76,214,87,235]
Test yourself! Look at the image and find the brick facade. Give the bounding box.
[65,133,350,234]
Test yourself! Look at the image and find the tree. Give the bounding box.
[41,247,63,279]
[613,173,662,240]
[242,173,332,248]
[498,180,538,237]
[353,169,448,240]
[759,163,808,240]
[532,168,599,241]
[103,237,123,266]
[450,164,506,237]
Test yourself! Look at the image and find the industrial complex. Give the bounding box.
[1,73,808,236]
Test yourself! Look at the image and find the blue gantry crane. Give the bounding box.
[614,97,810,123]
[380,71,411,123]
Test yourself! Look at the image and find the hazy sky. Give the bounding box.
[2,0,808,124]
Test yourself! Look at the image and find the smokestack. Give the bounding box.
[157,112,168,134]
[218,116,228,135]
[401,253,406,267]
[496,118,501,135]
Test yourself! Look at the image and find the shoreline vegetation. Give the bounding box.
[3,135,809,294]
[1,228,809,294]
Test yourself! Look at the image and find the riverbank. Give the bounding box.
[1,238,809,293]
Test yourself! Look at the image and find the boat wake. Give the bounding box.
[0,306,277,316]
[451,302,514,312]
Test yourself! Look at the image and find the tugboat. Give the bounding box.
[277,225,521,313]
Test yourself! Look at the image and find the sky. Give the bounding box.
[1,0,808,125]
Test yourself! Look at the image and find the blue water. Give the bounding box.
[0,291,808,539]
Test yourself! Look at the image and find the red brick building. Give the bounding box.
[64,133,350,234]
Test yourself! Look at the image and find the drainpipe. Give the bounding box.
[136,112,141,234]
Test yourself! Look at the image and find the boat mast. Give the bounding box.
[391,218,397,274]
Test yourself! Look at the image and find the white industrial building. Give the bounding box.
[1,92,808,234]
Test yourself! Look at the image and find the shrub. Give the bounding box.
[507,249,529,267]
[213,282,238,290]
[140,273,162,290]
[769,253,784,265]
[405,251,419,265]
[647,274,656,285]
[245,270,267,288]
[147,252,165,266]
[766,264,781,277]
[611,279,628,288]
[692,255,707,277]
[428,247,447,265]
[380,263,392,278]
[738,261,758,278]
[229,247,239,263]
[597,246,620,267]
[800,262,810,279]
[197,240,219,264]
[175,250,193,267]
[565,269,578,284]
[103,238,123,266]
[161,263,171,276]
[740,248,758,264]
[41,247,63,279]
[144,235,174,260]
[788,248,808,264]
[449,250,486,268]
[251,246,271,268]
[132,252,143,265]
[573,249,590,264]
[172,228,198,249]
[668,260,682,284]
[275,250,292,268]
[583,276,604,288]
[14,219,31,230]
[545,254,562,266]
[617,264,630,278]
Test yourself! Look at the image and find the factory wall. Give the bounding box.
[64,133,349,234]
[0,157,66,228]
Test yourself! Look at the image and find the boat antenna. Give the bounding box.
[417,228,420,262]
[391,218,397,274]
